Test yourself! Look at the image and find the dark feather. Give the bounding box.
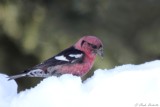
[24,46,85,72]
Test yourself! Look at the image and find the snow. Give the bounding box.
[0,60,160,107]
[0,74,17,107]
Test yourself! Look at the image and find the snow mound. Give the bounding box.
[0,60,160,107]
[0,74,17,107]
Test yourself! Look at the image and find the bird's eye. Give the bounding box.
[92,45,97,49]
[86,42,97,49]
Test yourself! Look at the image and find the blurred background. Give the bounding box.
[0,0,160,91]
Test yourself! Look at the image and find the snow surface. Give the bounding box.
[0,74,17,107]
[0,60,160,107]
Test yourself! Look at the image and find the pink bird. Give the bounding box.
[8,36,103,80]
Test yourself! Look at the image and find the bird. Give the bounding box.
[8,35,103,80]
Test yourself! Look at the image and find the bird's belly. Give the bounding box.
[58,63,93,76]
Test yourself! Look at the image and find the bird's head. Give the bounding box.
[75,36,103,58]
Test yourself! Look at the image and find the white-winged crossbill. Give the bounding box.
[8,35,103,80]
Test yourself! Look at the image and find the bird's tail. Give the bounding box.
[8,73,27,80]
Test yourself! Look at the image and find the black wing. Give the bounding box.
[32,46,85,69]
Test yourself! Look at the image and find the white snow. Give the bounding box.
[69,54,83,58]
[55,55,69,62]
[0,74,17,107]
[0,60,160,107]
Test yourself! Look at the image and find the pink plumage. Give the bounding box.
[8,35,103,80]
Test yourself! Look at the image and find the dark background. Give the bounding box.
[0,0,160,91]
